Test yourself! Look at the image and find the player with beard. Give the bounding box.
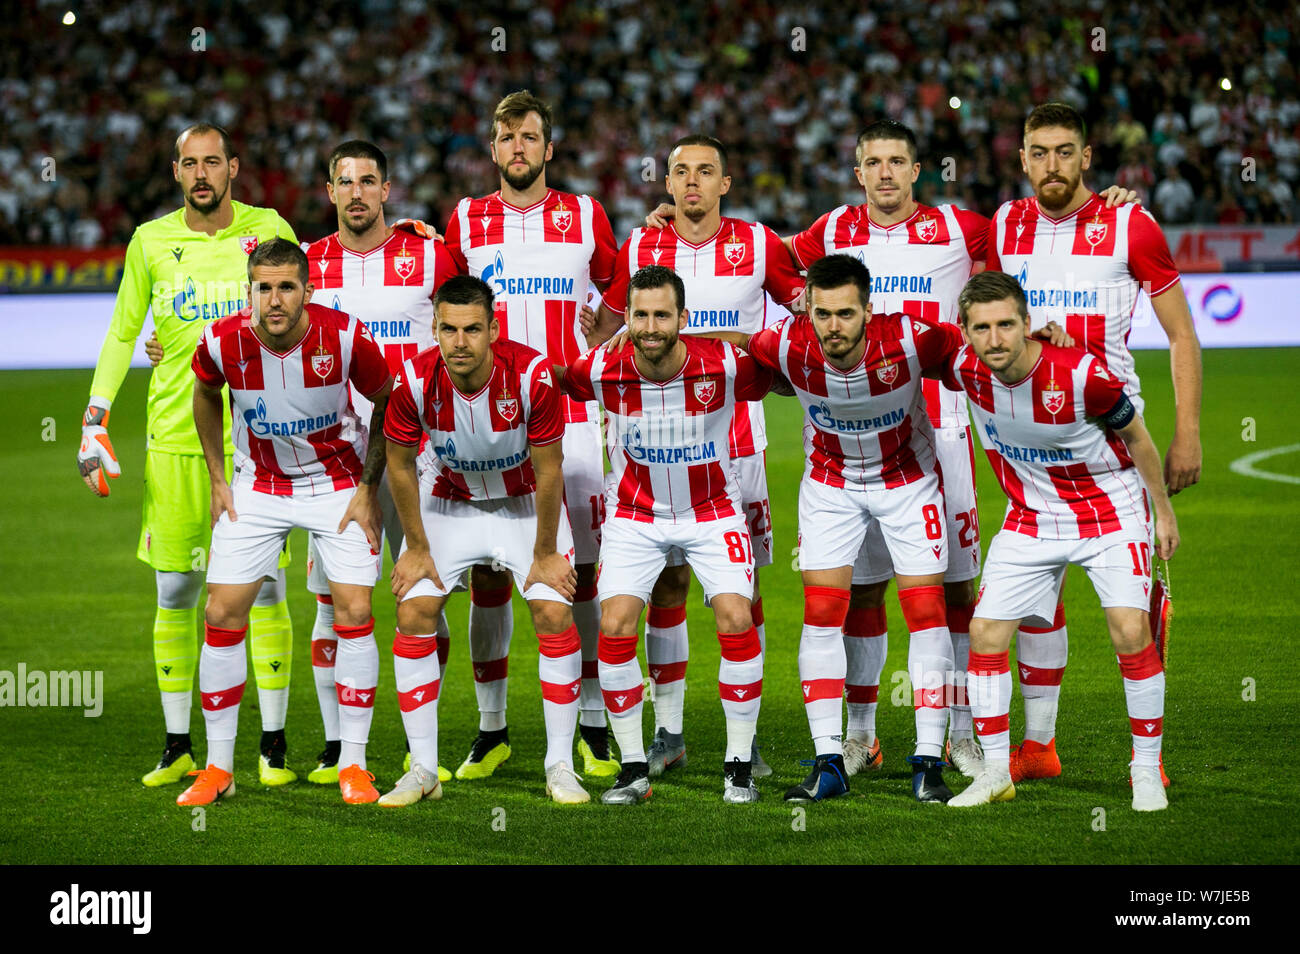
[588,136,804,780]
[986,103,1199,785]
[81,123,301,790]
[442,91,619,780]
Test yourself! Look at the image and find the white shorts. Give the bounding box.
[852,425,980,585]
[562,415,605,566]
[666,451,773,572]
[209,483,380,588]
[399,492,576,604]
[797,471,948,577]
[599,514,755,604]
[975,524,1154,626]
[307,474,403,594]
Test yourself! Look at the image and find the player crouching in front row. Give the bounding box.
[381,275,588,806]
[942,272,1177,812]
[180,239,393,806]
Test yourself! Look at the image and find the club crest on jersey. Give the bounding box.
[393,242,416,281]
[723,238,746,266]
[877,359,899,385]
[551,201,572,233]
[496,389,519,422]
[916,215,938,242]
[311,345,334,379]
[239,236,259,255]
[1041,378,1066,415]
[694,378,718,405]
[1085,217,1107,247]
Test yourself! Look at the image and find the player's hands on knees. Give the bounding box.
[77,399,120,497]
[1099,185,1141,207]
[210,481,237,526]
[646,202,677,229]
[603,327,632,352]
[145,332,165,367]
[1154,509,1179,561]
[1030,321,1075,349]
[392,547,443,600]
[1163,436,1202,495]
[339,485,382,552]
[525,551,576,601]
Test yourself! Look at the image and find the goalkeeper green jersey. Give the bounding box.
[89,201,297,454]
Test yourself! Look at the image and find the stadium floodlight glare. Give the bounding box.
[62,10,75,25]
[949,96,961,109]
[1220,77,1232,91]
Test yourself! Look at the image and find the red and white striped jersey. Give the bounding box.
[192,303,391,497]
[564,336,773,524]
[304,229,456,424]
[791,202,988,430]
[987,193,1181,403]
[444,189,617,425]
[940,342,1147,540]
[600,217,805,457]
[384,338,563,501]
[748,313,962,489]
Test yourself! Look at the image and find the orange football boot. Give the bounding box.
[1008,739,1061,782]
[177,765,235,806]
[339,764,380,804]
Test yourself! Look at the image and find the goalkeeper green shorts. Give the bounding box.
[138,451,291,574]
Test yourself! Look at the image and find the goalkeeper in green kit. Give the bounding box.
[79,124,301,787]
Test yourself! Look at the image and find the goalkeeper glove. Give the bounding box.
[78,396,120,496]
[391,217,441,241]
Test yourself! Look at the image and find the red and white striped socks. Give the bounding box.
[572,581,605,733]
[598,633,645,763]
[899,584,953,758]
[334,618,378,770]
[844,604,887,742]
[469,583,512,733]
[199,623,247,772]
[948,603,976,739]
[800,586,850,756]
[1017,602,1067,744]
[538,624,583,769]
[1118,642,1165,767]
[967,650,1012,770]
[718,625,763,762]
[646,602,688,734]
[310,595,339,743]
[393,631,441,771]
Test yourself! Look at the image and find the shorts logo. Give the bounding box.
[312,346,335,379]
[1085,219,1107,247]
[1041,381,1066,415]
[496,389,519,422]
[551,204,572,233]
[693,379,717,405]
[394,243,416,282]
[876,360,898,385]
[916,216,938,242]
[239,236,259,255]
[931,545,942,560]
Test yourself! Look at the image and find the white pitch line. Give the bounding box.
[1229,443,1300,485]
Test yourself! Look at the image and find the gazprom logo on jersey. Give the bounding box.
[479,251,573,298]
[162,276,244,322]
[433,436,527,473]
[243,397,338,437]
[621,417,716,464]
[1201,283,1243,322]
[809,401,905,433]
[690,308,742,328]
[1014,265,1099,311]
[982,419,1074,463]
[872,275,932,295]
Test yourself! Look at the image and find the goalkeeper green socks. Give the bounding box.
[154,605,198,734]
[249,599,293,732]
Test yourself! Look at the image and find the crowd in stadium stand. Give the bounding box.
[1,0,1296,247]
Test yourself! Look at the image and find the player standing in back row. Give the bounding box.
[591,135,805,778]
[442,91,619,780]
[987,102,1200,783]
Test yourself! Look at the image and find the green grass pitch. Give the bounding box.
[0,348,1296,864]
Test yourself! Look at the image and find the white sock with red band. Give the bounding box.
[948,603,976,740]
[310,595,339,742]
[572,581,605,730]
[393,631,440,771]
[844,603,887,742]
[1017,602,1067,744]
[646,602,688,734]
[718,625,763,762]
[469,583,512,733]
[799,586,850,756]
[1118,642,1165,768]
[538,624,582,769]
[199,623,247,772]
[968,650,1012,770]
[334,619,378,770]
[598,633,645,763]
[900,584,952,758]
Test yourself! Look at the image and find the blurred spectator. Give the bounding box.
[1153,165,1195,224]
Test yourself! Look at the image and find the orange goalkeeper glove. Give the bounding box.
[391,218,442,241]
[77,397,120,496]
